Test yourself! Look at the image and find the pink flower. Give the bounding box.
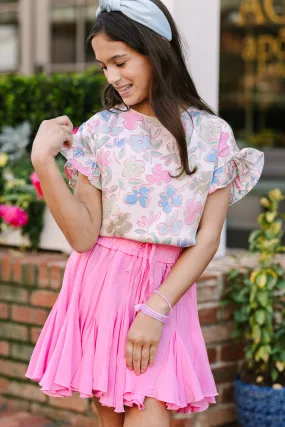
[122,112,144,130]
[72,127,79,134]
[146,164,172,185]
[184,198,202,225]
[0,205,29,228]
[30,172,44,199]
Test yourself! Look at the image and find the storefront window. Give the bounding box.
[49,1,98,72]
[220,0,285,248]
[85,4,96,64]
[220,0,285,149]
[0,9,18,72]
[51,6,77,64]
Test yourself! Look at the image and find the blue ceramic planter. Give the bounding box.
[234,375,285,427]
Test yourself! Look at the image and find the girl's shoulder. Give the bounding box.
[182,106,231,132]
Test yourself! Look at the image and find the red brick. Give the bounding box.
[212,363,238,384]
[30,403,73,423]
[199,307,218,325]
[0,377,9,392]
[0,285,28,304]
[171,419,195,427]
[0,359,27,378]
[11,306,48,326]
[0,302,9,319]
[8,381,47,402]
[11,343,33,362]
[49,266,62,289]
[202,322,234,344]
[197,281,218,303]
[0,411,52,427]
[219,304,235,321]
[30,290,58,308]
[221,342,245,362]
[1,257,11,281]
[197,273,219,283]
[71,415,100,427]
[5,398,30,411]
[220,383,234,403]
[207,347,217,364]
[38,265,49,289]
[21,262,36,286]
[196,404,236,427]
[12,259,22,283]
[0,341,9,356]
[0,322,28,342]
[31,328,42,344]
[49,396,89,413]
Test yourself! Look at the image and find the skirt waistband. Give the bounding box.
[96,236,183,264]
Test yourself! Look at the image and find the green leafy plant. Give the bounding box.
[0,68,105,249]
[223,189,285,387]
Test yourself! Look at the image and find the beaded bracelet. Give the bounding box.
[153,290,172,312]
[134,303,169,324]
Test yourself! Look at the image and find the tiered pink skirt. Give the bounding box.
[26,236,218,413]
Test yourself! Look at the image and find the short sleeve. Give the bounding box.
[60,119,102,191]
[209,121,264,206]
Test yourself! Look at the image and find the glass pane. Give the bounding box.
[85,5,97,63]
[0,11,18,71]
[220,0,285,149]
[51,6,76,64]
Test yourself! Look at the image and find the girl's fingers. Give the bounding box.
[133,343,142,376]
[126,340,134,370]
[141,344,150,373]
[149,345,157,367]
[61,130,73,145]
[55,115,73,127]
[61,124,73,134]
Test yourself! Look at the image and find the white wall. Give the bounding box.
[162,0,226,256]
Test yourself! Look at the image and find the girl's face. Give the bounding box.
[92,34,153,114]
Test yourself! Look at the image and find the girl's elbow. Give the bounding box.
[68,235,98,254]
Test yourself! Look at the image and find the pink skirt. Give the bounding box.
[25,236,218,413]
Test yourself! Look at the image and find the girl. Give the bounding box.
[26,0,264,426]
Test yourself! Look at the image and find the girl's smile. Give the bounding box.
[92,34,153,116]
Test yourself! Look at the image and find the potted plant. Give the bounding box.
[222,188,285,427]
[0,122,71,252]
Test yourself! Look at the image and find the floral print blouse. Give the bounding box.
[60,105,264,247]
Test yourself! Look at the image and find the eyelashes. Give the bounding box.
[100,62,127,71]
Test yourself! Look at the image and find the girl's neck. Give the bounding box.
[129,100,190,118]
[129,100,155,117]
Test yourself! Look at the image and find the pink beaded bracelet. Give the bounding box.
[134,303,169,324]
[153,290,172,312]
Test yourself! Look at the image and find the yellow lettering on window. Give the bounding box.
[238,0,266,25]
[264,0,285,25]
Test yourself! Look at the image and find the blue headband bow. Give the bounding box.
[96,0,172,41]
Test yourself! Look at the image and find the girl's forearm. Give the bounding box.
[147,230,220,313]
[33,157,99,252]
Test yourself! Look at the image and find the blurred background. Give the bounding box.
[0,2,284,427]
[0,0,284,251]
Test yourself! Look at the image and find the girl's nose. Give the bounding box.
[106,68,122,86]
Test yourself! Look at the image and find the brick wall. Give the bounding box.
[0,248,250,427]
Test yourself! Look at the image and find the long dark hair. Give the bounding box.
[88,0,216,178]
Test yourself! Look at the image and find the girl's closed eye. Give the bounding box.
[116,62,126,68]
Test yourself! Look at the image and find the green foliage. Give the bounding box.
[223,189,285,386]
[0,68,105,249]
[0,69,106,144]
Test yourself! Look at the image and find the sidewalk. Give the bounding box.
[0,411,240,427]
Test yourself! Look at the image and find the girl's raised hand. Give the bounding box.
[126,312,164,376]
[31,115,73,165]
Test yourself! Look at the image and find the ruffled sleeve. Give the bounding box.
[208,121,264,206]
[60,118,102,191]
